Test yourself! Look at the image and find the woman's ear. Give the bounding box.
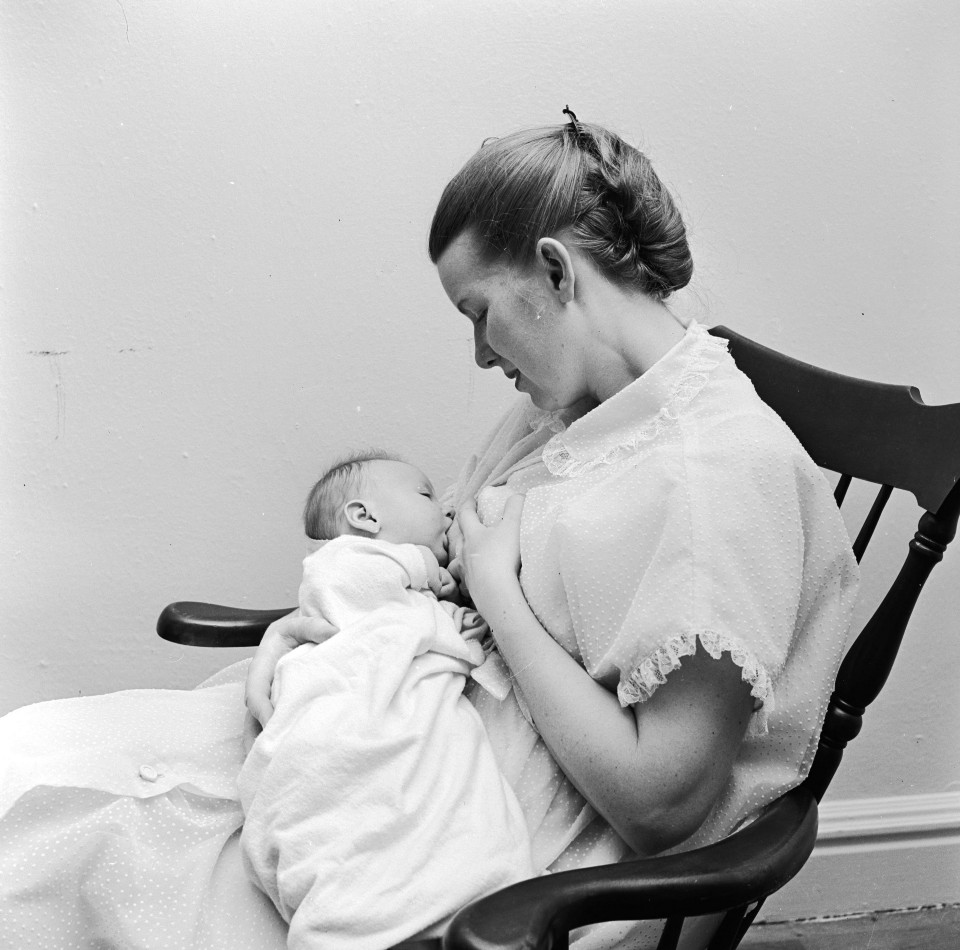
[344,499,380,536]
[536,237,576,304]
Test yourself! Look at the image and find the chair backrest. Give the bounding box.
[709,326,960,801]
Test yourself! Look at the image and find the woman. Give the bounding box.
[246,118,860,946]
[0,119,859,950]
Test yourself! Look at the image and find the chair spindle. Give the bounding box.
[655,916,685,950]
[707,905,749,950]
[733,901,765,947]
[805,480,960,800]
[833,473,851,506]
[851,484,893,563]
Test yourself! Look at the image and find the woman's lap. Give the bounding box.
[0,665,287,949]
[0,784,286,950]
[0,665,691,949]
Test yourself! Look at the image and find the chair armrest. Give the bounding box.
[156,602,296,647]
[443,785,818,950]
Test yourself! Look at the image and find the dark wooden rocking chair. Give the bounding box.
[158,326,960,950]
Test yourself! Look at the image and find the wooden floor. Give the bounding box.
[740,904,960,950]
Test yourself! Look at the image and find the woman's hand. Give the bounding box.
[244,609,338,729]
[455,494,525,620]
[445,513,467,595]
[444,505,463,559]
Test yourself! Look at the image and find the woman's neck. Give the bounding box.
[580,283,687,404]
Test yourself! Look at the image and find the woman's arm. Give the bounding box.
[244,610,338,727]
[458,496,754,856]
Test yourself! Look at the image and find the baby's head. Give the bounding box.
[304,450,451,565]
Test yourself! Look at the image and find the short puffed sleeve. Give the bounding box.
[551,410,856,736]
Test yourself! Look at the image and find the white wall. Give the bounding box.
[2,0,958,822]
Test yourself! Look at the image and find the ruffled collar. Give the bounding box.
[541,322,729,478]
[522,402,576,436]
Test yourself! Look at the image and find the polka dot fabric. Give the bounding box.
[448,322,860,948]
[0,666,288,949]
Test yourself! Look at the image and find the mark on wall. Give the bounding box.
[115,0,130,43]
[28,350,68,440]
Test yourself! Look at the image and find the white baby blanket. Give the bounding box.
[238,536,533,950]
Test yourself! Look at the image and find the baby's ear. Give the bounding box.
[344,499,380,536]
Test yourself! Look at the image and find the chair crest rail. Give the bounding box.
[709,326,960,512]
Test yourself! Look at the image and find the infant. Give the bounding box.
[238,451,533,950]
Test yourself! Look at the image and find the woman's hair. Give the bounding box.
[428,122,692,299]
[303,449,401,541]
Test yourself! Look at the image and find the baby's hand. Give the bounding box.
[437,567,458,601]
[415,546,462,600]
[459,608,490,642]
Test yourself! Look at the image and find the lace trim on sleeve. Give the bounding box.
[542,331,729,479]
[618,630,773,737]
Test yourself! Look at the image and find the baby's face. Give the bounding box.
[361,460,452,565]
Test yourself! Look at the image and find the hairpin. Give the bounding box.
[562,105,595,155]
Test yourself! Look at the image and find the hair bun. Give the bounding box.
[577,130,693,298]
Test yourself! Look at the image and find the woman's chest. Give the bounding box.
[477,463,630,659]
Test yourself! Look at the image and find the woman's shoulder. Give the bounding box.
[682,345,816,462]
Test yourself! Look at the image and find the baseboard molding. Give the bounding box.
[759,791,960,921]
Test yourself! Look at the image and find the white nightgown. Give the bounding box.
[0,321,859,950]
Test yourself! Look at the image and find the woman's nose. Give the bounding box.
[474,326,497,369]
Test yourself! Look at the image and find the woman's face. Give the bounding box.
[436,232,587,411]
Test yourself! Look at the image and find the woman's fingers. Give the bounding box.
[445,516,464,564]
[244,651,278,728]
[454,492,526,590]
[245,615,297,727]
[456,498,482,534]
[244,612,338,727]
[242,710,262,755]
[458,494,524,532]
[502,493,525,523]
